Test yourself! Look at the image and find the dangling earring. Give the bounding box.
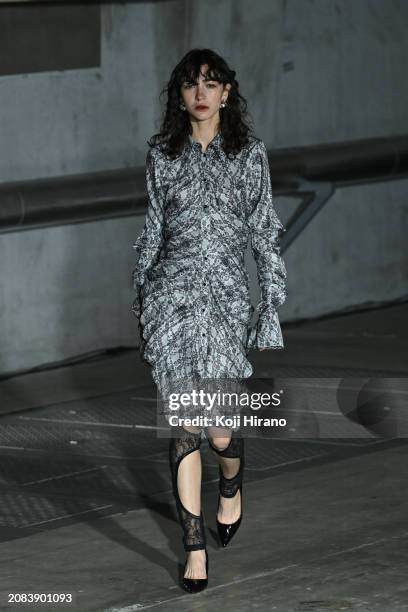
[220,98,227,108]
[180,102,186,111]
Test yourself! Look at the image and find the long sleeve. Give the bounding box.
[131,147,166,319]
[246,141,287,349]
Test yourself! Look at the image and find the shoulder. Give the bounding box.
[246,136,267,156]
[146,143,166,162]
[145,144,170,178]
[226,135,265,164]
[237,136,267,164]
[242,137,269,170]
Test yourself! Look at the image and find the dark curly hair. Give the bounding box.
[147,48,255,160]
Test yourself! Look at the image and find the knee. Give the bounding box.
[209,436,231,452]
[182,425,202,435]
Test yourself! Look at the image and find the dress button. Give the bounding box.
[204,255,208,260]
[202,332,206,337]
[201,307,205,312]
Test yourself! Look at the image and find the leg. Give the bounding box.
[169,425,207,579]
[206,426,244,526]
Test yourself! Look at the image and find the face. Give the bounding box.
[180,64,231,121]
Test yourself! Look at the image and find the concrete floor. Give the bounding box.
[0,302,407,611]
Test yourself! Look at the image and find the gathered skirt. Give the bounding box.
[138,273,254,428]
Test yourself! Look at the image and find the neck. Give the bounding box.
[190,120,220,146]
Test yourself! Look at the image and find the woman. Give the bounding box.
[131,48,287,593]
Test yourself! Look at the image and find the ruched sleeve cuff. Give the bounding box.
[246,302,284,350]
[246,140,287,348]
[131,147,165,318]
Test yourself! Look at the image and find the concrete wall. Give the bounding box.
[0,0,407,373]
[0,5,156,181]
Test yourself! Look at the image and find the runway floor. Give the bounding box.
[0,302,406,611]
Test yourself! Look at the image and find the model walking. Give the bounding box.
[131,48,287,593]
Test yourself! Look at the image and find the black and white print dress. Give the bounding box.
[131,132,287,418]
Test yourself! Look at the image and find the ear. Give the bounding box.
[223,83,232,101]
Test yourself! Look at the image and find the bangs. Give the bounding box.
[181,59,224,85]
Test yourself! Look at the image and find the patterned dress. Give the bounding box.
[131,132,287,421]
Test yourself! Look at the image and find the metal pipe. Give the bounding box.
[1,135,408,234]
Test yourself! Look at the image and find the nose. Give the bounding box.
[196,83,206,100]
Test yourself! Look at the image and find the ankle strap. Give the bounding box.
[218,458,244,498]
[183,510,207,551]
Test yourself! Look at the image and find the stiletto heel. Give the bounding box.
[209,435,244,548]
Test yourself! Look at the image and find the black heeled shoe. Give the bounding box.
[216,470,243,547]
[208,435,245,548]
[181,549,209,593]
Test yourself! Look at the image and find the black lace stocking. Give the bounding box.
[169,427,206,551]
[208,433,245,498]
